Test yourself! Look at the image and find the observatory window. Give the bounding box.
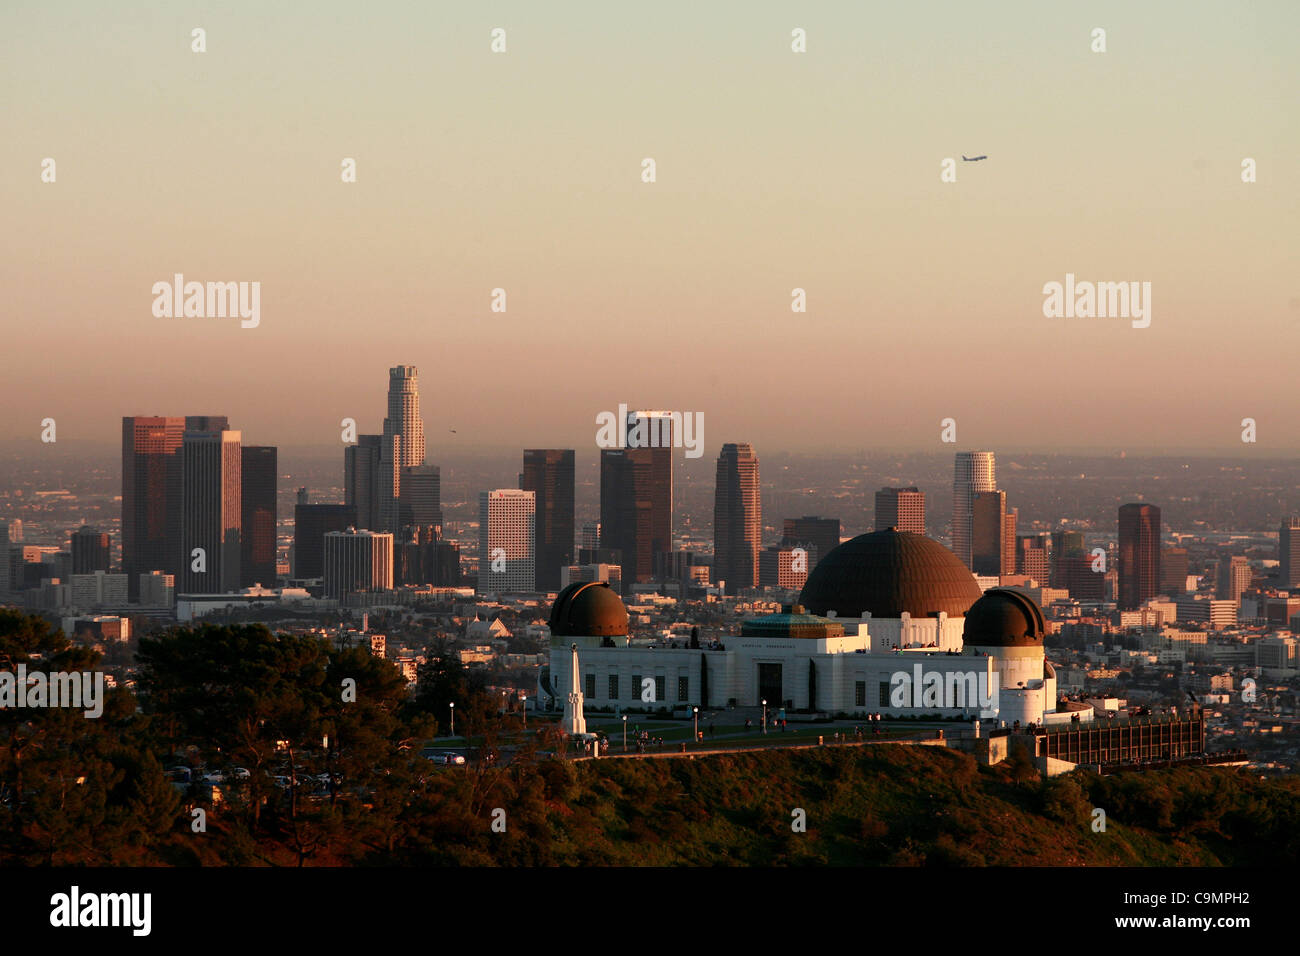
[609,675,619,699]
[678,676,689,702]
[586,673,596,699]
[879,682,891,707]
[855,681,866,708]
[655,676,666,703]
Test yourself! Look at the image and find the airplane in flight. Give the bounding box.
[962,154,987,161]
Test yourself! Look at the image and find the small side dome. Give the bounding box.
[963,588,1046,647]
[548,581,629,638]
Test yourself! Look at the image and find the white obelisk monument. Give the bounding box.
[561,643,587,735]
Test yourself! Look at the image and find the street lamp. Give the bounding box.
[762,699,767,735]
[693,706,699,742]
[449,701,455,738]
[622,714,628,752]
[522,695,527,730]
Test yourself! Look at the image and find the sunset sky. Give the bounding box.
[3,1,1297,455]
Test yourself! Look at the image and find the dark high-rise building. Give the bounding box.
[1055,553,1105,601]
[294,503,357,579]
[185,416,230,433]
[181,430,242,593]
[121,416,186,600]
[600,411,673,586]
[971,491,1015,576]
[70,526,111,575]
[713,443,761,594]
[345,434,384,531]
[874,487,925,535]
[1279,517,1300,588]
[1118,503,1161,611]
[1161,547,1190,595]
[521,449,575,591]
[780,516,841,571]
[1050,530,1085,588]
[400,463,443,531]
[240,445,278,587]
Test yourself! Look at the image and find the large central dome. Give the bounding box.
[798,529,982,619]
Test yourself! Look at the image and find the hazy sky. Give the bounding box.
[3,1,1297,456]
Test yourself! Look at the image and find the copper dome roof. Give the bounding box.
[798,529,982,619]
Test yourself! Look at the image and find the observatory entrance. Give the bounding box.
[757,663,783,709]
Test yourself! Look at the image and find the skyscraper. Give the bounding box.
[875,487,925,535]
[478,489,535,593]
[240,445,278,587]
[1118,503,1161,611]
[345,434,384,530]
[294,503,357,579]
[121,416,186,600]
[971,491,1015,576]
[522,450,575,591]
[952,451,996,569]
[180,430,242,593]
[713,442,761,594]
[71,526,111,575]
[323,529,393,599]
[599,411,673,586]
[384,365,425,469]
[1279,517,1300,588]
[781,516,841,570]
[399,463,443,531]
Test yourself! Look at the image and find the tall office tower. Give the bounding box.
[185,416,230,433]
[478,489,535,593]
[240,445,278,587]
[180,430,243,593]
[400,463,443,531]
[384,365,425,469]
[70,526,111,574]
[971,491,1015,576]
[952,451,996,568]
[713,442,761,594]
[1161,547,1190,594]
[378,433,403,532]
[1279,517,1300,588]
[521,450,575,591]
[293,503,357,579]
[1216,555,1252,604]
[1016,534,1051,585]
[121,416,186,600]
[599,411,673,586]
[780,516,841,570]
[6,520,20,542]
[323,529,393,600]
[345,434,384,530]
[1118,503,1162,611]
[1050,530,1085,588]
[874,487,925,535]
[580,522,601,551]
